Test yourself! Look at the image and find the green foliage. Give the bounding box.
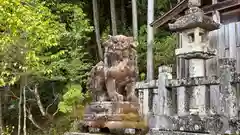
[1,0,93,133]
[140,73,146,81]
[58,84,86,114]
[41,1,93,83]
[137,25,176,78]
[101,26,111,42]
[0,0,93,85]
[137,0,173,24]
[1,126,14,135]
[0,0,65,86]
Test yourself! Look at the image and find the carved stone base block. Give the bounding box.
[189,85,207,116]
[82,101,147,134]
[177,86,188,116]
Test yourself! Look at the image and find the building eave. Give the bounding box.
[151,0,240,29]
[150,0,188,28]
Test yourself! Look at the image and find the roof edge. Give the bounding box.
[150,0,188,28]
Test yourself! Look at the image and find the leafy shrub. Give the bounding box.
[1,126,14,135]
[58,84,86,115]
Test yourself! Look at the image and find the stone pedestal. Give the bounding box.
[177,86,188,116]
[188,59,207,115]
[82,101,147,134]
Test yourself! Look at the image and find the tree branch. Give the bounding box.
[26,107,43,130]
[26,86,34,93]
[9,90,19,99]
[8,91,36,102]
[28,84,59,119]
[52,108,59,117]
[32,84,46,116]
[45,94,59,114]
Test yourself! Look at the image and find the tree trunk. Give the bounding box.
[121,0,126,28]
[2,86,9,132]
[3,86,9,121]
[23,77,27,135]
[147,0,154,81]
[0,90,3,134]
[169,0,173,8]
[92,0,103,60]
[110,0,117,36]
[33,85,46,117]
[18,80,23,135]
[132,0,138,40]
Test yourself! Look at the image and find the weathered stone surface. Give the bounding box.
[87,35,138,102]
[205,114,229,134]
[149,130,210,135]
[188,0,201,8]
[158,66,173,116]
[83,101,146,130]
[219,58,238,119]
[167,76,219,88]
[176,50,216,59]
[142,88,150,121]
[149,66,173,130]
[177,86,188,116]
[232,72,240,83]
[169,8,219,32]
[219,58,236,72]
[166,73,240,87]
[135,80,158,89]
[185,7,202,14]
[209,85,221,114]
[84,35,145,134]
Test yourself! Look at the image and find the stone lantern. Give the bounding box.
[169,0,220,116]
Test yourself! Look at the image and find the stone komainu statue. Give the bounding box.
[87,35,138,103]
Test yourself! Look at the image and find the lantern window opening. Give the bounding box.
[188,33,195,43]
